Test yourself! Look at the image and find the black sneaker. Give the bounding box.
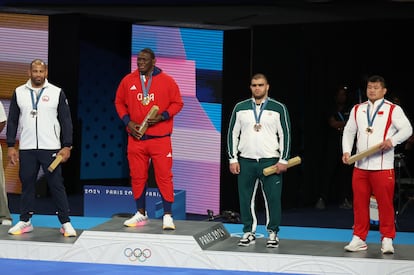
[238,232,256,246]
[315,197,325,210]
[339,198,353,209]
[266,231,279,248]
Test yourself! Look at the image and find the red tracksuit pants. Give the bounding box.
[352,167,396,240]
[127,136,174,202]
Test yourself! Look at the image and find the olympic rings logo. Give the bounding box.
[124,247,152,262]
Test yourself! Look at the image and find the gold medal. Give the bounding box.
[141,96,150,106]
[254,124,262,132]
[366,127,373,134]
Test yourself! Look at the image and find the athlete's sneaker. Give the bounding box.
[162,214,176,230]
[123,211,148,227]
[8,220,33,235]
[60,222,77,237]
[344,235,368,252]
[238,232,256,246]
[266,231,279,248]
[381,237,395,254]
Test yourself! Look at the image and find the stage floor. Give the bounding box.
[1,217,414,274]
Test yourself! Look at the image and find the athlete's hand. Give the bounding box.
[230,162,240,175]
[7,147,19,165]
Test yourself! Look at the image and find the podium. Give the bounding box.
[84,185,186,219]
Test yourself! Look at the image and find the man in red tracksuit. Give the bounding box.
[114,48,183,230]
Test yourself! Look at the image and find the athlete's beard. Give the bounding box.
[140,68,154,78]
[253,94,266,101]
[31,78,45,88]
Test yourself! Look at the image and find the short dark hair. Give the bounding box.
[367,75,386,88]
[140,48,155,59]
[251,73,268,84]
[30,59,47,69]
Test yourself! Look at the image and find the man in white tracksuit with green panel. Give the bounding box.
[227,73,291,248]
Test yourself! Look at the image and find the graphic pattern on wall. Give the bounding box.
[132,25,223,215]
[78,24,223,215]
[0,12,49,194]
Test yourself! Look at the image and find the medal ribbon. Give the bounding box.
[140,74,152,99]
[337,111,345,121]
[30,87,45,112]
[366,99,384,128]
[252,98,268,126]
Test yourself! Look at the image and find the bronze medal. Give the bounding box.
[254,124,261,132]
[366,127,373,134]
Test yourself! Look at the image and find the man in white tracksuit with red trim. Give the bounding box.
[342,75,412,254]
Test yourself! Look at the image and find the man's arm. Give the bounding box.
[6,92,19,148]
[57,90,73,148]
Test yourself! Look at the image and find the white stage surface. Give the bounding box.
[1,217,414,275]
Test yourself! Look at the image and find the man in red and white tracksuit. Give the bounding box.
[114,48,183,230]
[342,75,412,254]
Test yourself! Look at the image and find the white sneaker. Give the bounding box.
[344,235,368,252]
[162,214,175,230]
[1,219,12,226]
[238,232,256,246]
[8,220,33,235]
[266,231,279,248]
[60,222,77,237]
[124,211,149,227]
[381,237,394,254]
